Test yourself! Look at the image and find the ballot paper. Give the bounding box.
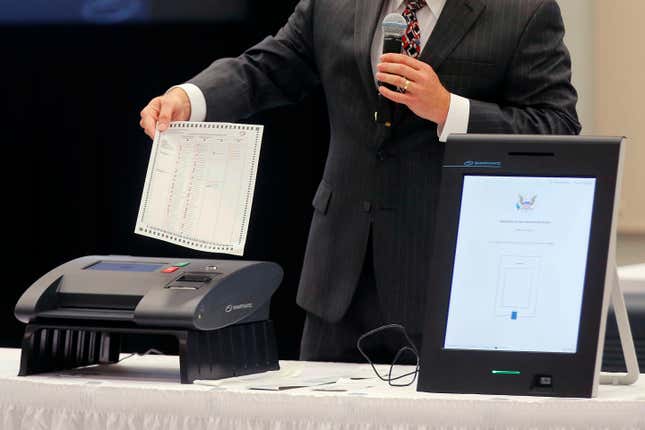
[194,361,380,391]
[135,121,264,255]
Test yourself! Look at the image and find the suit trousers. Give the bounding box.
[299,227,422,364]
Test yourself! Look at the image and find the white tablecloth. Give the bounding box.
[0,348,644,430]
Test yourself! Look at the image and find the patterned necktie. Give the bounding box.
[401,0,427,58]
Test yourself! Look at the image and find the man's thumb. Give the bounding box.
[158,97,174,131]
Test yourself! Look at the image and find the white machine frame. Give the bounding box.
[594,138,640,393]
[597,265,641,387]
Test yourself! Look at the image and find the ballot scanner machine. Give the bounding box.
[14,256,283,383]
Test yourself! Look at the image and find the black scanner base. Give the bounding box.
[18,320,280,384]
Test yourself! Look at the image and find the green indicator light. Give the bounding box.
[492,370,521,376]
[173,262,191,267]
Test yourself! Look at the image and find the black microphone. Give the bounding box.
[375,13,407,127]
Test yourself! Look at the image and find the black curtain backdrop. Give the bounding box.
[0,1,330,359]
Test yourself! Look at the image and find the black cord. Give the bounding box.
[356,324,420,387]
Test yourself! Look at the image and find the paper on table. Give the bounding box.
[311,378,380,393]
[248,376,340,391]
[195,361,380,391]
[135,122,264,255]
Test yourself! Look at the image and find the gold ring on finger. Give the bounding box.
[403,79,411,92]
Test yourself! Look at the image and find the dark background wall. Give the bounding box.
[0,0,329,359]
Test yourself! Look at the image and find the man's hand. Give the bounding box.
[139,87,192,139]
[376,53,450,126]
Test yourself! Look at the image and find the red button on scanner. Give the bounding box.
[162,267,179,273]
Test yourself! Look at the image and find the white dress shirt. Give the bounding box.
[176,0,469,142]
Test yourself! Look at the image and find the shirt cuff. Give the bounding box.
[168,83,207,122]
[437,93,470,142]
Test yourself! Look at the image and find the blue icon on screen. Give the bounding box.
[511,311,518,320]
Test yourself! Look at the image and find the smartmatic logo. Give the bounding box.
[516,195,537,211]
[225,303,254,313]
[463,160,502,168]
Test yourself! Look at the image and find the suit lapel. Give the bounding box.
[354,0,386,106]
[419,0,485,71]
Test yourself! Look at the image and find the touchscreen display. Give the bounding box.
[87,261,165,272]
[443,176,596,354]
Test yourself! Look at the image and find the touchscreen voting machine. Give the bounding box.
[418,135,639,398]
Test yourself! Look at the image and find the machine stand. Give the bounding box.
[599,267,640,385]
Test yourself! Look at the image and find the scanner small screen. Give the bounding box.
[87,261,165,272]
[443,176,597,354]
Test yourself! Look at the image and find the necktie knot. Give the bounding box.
[405,0,427,13]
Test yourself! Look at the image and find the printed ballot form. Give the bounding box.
[135,122,264,255]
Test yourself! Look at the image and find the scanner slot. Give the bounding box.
[165,273,215,290]
[38,308,135,322]
[508,151,555,157]
[176,274,212,283]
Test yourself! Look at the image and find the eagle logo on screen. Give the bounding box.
[516,195,537,211]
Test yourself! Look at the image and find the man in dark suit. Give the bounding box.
[140,0,580,363]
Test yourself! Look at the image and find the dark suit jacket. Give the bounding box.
[188,0,580,333]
